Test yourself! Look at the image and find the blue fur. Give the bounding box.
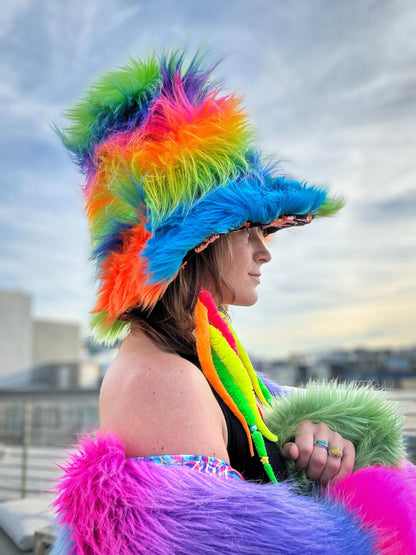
[89,153,326,278]
[144,174,327,283]
[91,223,133,265]
[50,524,75,555]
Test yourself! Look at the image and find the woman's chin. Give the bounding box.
[230,293,259,307]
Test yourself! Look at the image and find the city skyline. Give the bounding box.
[1,1,415,357]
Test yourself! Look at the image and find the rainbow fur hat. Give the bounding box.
[58,50,342,342]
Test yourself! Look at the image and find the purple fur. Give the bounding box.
[52,433,374,554]
[160,51,217,106]
[256,371,288,398]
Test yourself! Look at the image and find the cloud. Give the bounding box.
[0,0,30,38]
[0,0,415,356]
[233,287,416,358]
[352,190,416,222]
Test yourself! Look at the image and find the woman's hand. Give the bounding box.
[281,421,355,485]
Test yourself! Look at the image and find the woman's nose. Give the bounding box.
[254,234,272,263]
[259,245,272,263]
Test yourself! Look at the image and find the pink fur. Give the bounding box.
[53,433,416,554]
[329,463,416,554]
[53,433,375,554]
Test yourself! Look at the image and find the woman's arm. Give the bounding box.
[264,380,406,478]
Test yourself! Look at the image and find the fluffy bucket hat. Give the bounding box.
[58,50,342,342]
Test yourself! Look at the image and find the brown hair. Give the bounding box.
[123,234,233,357]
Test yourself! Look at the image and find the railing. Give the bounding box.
[0,388,415,501]
[387,389,416,463]
[0,390,99,501]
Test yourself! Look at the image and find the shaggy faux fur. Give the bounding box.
[56,51,343,344]
[264,381,406,475]
[52,433,374,555]
[52,433,416,554]
[329,462,416,555]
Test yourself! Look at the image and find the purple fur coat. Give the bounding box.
[51,433,416,554]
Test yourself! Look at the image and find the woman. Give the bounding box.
[53,51,416,554]
[99,227,355,486]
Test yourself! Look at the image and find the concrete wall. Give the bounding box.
[32,320,81,366]
[0,290,32,377]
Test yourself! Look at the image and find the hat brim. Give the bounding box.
[143,174,335,285]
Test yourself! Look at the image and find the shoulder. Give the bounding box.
[101,348,213,418]
[99,336,228,461]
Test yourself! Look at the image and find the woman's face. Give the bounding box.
[204,227,272,306]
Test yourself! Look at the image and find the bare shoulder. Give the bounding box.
[99,335,228,461]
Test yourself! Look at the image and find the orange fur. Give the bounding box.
[92,223,165,324]
[91,94,250,214]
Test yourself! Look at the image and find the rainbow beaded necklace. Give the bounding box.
[195,289,279,483]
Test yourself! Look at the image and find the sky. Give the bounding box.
[0,0,415,358]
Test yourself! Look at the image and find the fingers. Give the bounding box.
[319,433,347,484]
[293,421,316,470]
[330,439,355,484]
[281,441,299,461]
[307,441,332,482]
[282,421,356,485]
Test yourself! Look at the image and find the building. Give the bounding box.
[0,290,32,380]
[315,347,416,387]
[0,289,100,390]
[32,320,81,368]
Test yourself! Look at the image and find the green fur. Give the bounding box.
[264,380,406,483]
[58,55,162,161]
[316,196,345,217]
[90,312,130,346]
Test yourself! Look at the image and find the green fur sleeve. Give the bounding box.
[263,381,406,472]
